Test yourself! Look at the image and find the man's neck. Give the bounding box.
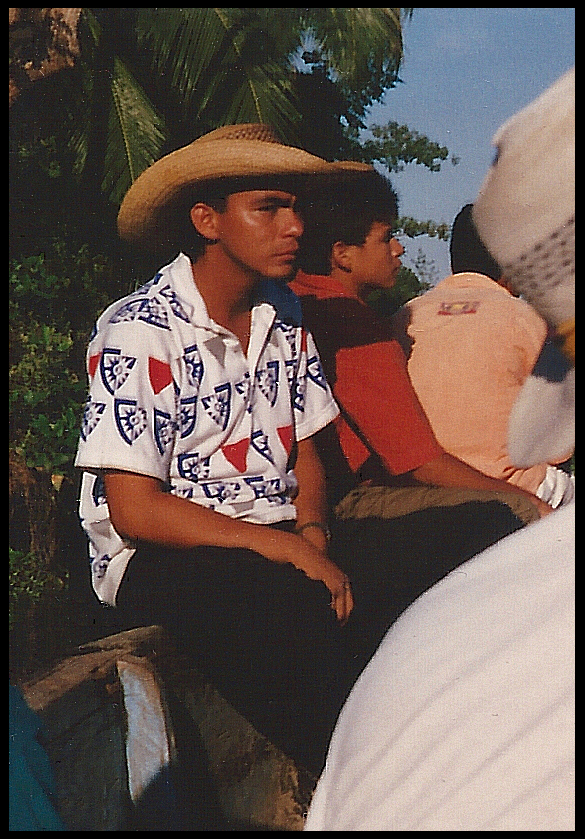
[329,266,363,300]
[190,249,257,326]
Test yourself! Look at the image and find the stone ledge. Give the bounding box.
[19,626,316,830]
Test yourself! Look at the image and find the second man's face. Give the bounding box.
[351,221,404,290]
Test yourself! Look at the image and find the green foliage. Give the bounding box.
[9,547,68,631]
[11,9,418,207]
[9,242,128,476]
[9,6,448,480]
[397,216,451,240]
[362,121,455,173]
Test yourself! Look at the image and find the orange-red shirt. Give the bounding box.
[289,271,443,487]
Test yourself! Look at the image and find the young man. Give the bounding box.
[75,126,525,777]
[392,203,574,508]
[290,169,553,522]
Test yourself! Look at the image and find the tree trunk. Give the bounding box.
[9,8,81,106]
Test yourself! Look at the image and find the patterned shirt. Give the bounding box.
[75,253,339,605]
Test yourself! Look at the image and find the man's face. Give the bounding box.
[349,221,404,290]
[214,190,304,280]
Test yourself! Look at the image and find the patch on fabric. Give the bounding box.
[437,301,480,315]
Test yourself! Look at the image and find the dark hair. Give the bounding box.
[450,204,502,279]
[298,170,399,275]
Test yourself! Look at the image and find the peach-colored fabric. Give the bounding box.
[394,272,550,494]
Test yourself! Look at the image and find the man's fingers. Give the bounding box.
[330,578,354,624]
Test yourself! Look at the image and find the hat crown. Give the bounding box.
[196,123,282,145]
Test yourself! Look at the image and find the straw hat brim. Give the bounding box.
[117,137,371,246]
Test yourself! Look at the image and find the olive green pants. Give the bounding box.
[335,484,540,526]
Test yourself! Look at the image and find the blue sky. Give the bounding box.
[364,7,575,282]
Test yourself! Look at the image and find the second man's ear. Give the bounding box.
[331,241,353,273]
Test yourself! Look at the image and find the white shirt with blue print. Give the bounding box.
[75,253,339,606]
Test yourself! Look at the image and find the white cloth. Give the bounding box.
[75,253,339,605]
[473,67,574,331]
[304,503,575,832]
[536,464,575,509]
[473,68,575,470]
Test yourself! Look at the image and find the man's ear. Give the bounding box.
[331,241,353,273]
[190,203,220,241]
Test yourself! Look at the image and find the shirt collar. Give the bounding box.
[292,270,360,302]
[164,251,302,326]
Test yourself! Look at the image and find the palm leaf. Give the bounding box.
[299,8,412,116]
[135,8,248,108]
[102,57,167,205]
[215,61,300,135]
[135,8,300,139]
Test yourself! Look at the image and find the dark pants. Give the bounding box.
[114,500,522,776]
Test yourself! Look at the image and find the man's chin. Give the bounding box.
[264,266,298,284]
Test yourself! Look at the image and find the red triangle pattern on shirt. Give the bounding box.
[88,352,101,379]
[277,425,294,456]
[301,327,308,354]
[149,357,173,394]
[222,438,249,473]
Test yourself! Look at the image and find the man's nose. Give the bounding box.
[283,208,304,237]
[391,237,404,257]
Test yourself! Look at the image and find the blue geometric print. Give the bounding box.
[292,375,306,412]
[243,475,286,502]
[307,355,328,390]
[91,474,107,506]
[274,320,298,357]
[177,452,211,483]
[285,358,299,389]
[235,373,252,410]
[256,360,279,406]
[100,348,137,394]
[80,399,106,440]
[179,395,197,438]
[201,382,231,430]
[109,297,170,329]
[154,409,175,455]
[251,430,275,464]
[182,344,204,389]
[159,285,190,322]
[114,398,147,445]
[200,480,242,503]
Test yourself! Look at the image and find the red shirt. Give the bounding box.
[289,272,443,486]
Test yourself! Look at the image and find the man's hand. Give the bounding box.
[263,529,354,625]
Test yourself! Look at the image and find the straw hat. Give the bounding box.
[117,123,372,247]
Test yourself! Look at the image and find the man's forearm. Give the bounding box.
[412,452,553,517]
[291,436,330,549]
